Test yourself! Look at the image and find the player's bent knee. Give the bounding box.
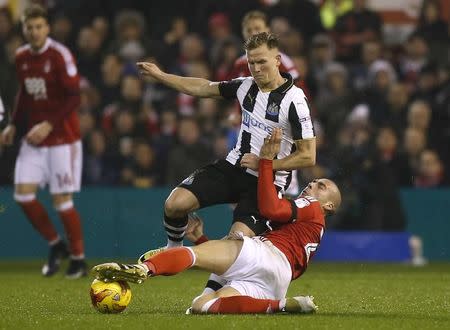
[191,294,219,314]
[13,193,36,204]
[54,199,74,212]
[52,194,73,212]
[164,188,198,218]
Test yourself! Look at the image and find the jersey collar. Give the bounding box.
[272,72,294,94]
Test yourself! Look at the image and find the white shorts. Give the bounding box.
[14,140,82,194]
[221,236,292,300]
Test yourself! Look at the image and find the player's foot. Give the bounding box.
[91,263,149,284]
[66,259,88,279]
[42,240,69,276]
[284,296,318,314]
[137,247,166,264]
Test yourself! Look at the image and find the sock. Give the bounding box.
[206,296,283,314]
[202,273,227,295]
[144,247,195,276]
[17,199,59,242]
[58,207,84,258]
[195,235,209,245]
[164,212,188,248]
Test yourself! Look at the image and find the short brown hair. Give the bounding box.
[244,32,279,51]
[21,4,48,24]
[242,10,268,28]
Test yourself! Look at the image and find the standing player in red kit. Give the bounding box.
[92,128,341,314]
[1,5,86,278]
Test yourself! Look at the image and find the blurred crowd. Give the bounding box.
[0,0,449,230]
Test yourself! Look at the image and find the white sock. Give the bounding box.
[166,240,183,248]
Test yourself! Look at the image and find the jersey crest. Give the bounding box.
[266,102,280,116]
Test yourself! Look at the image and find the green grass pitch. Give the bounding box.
[1,261,449,329]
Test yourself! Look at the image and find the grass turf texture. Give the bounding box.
[1,261,449,329]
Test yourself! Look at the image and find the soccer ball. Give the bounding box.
[90,279,132,313]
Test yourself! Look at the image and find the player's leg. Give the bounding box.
[192,290,318,314]
[52,192,86,278]
[15,183,57,242]
[13,141,68,276]
[192,238,317,314]
[92,239,244,283]
[136,187,199,262]
[139,161,236,261]
[201,181,272,295]
[163,187,199,248]
[49,140,86,278]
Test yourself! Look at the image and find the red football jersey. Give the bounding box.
[12,38,81,146]
[258,159,325,280]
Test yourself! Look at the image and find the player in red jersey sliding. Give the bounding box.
[92,128,341,314]
[1,4,86,278]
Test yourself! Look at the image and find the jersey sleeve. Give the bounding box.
[218,78,245,100]
[55,49,80,91]
[258,159,296,223]
[288,95,315,140]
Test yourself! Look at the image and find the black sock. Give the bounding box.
[164,213,188,246]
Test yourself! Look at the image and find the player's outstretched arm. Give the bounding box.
[137,62,221,98]
[258,129,295,222]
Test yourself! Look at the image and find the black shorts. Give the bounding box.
[178,159,272,235]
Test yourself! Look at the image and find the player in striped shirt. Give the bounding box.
[228,10,311,197]
[136,32,316,277]
[92,128,341,314]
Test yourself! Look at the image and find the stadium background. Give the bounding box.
[0,0,449,261]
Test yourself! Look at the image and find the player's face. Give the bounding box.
[246,44,281,87]
[302,179,333,201]
[23,17,50,50]
[242,18,270,40]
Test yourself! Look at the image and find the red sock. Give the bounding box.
[195,235,209,245]
[208,296,281,314]
[144,247,194,276]
[18,200,58,242]
[59,208,84,257]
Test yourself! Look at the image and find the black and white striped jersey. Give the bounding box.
[218,73,315,191]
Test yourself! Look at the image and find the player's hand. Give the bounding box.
[1,124,16,146]
[240,153,259,171]
[259,128,282,160]
[185,213,204,243]
[26,121,53,145]
[136,62,163,79]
